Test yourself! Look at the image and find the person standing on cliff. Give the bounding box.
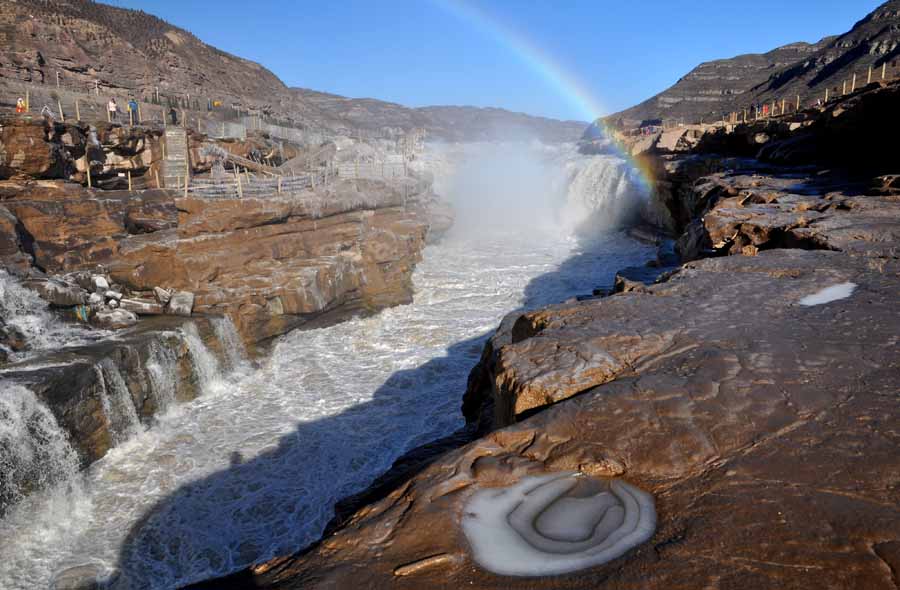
[15,97,26,113]
[128,98,139,124]
[168,106,178,126]
[108,98,118,122]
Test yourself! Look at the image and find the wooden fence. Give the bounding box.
[688,60,900,128]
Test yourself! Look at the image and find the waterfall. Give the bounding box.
[95,360,142,445]
[0,385,80,514]
[0,270,55,358]
[210,317,248,371]
[0,270,103,362]
[179,324,221,392]
[559,154,649,234]
[146,339,178,413]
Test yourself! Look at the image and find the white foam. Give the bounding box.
[799,282,857,306]
[461,472,656,576]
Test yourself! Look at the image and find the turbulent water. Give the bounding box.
[0,270,110,363]
[0,146,656,589]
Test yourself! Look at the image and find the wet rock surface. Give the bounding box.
[205,246,899,590]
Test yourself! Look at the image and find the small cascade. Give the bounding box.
[0,270,105,362]
[0,270,55,358]
[95,360,142,445]
[0,385,80,514]
[146,339,178,413]
[560,155,649,233]
[179,323,221,392]
[210,317,248,371]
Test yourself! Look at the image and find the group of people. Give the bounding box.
[106,97,140,122]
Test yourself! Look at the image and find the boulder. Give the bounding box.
[90,309,137,330]
[0,317,27,352]
[104,290,123,301]
[90,276,109,293]
[153,286,172,305]
[26,278,88,307]
[165,291,194,317]
[119,298,164,316]
[87,293,103,308]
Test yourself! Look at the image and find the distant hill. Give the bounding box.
[606,0,900,127]
[0,0,585,142]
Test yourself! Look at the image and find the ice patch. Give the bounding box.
[461,472,656,576]
[799,282,857,306]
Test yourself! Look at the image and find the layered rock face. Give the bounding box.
[604,0,900,125]
[197,71,900,590]
[1,176,440,349]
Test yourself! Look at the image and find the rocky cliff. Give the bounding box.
[606,0,900,125]
[0,0,585,141]
[193,77,900,590]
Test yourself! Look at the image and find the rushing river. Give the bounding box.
[0,145,656,589]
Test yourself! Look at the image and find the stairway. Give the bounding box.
[162,128,190,189]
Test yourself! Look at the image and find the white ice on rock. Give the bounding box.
[461,472,656,576]
[798,282,857,306]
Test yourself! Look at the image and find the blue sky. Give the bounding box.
[108,0,883,122]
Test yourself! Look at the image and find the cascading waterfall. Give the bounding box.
[180,324,222,391]
[0,270,105,362]
[558,154,650,233]
[146,339,179,414]
[95,359,143,445]
[210,317,248,372]
[0,385,80,514]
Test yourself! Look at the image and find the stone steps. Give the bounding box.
[162,128,190,188]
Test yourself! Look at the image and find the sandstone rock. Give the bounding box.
[104,290,123,301]
[87,293,103,307]
[153,286,172,304]
[165,291,194,317]
[26,277,87,307]
[90,309,137,330]
[119,298,164,316]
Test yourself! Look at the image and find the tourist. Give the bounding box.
[128,98,138,122]
[15,97,26,113]
[108,97,118,122]
[168,106,178,125]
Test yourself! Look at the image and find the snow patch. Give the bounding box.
[799,282,857,306]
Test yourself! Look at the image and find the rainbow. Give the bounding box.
[431,0,656,189]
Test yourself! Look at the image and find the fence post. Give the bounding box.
[58,99,65,122]
[86,164,92,188]
[155,86,160,103]
[137,104,142,124]
[95,80,99,96]
[842,80,847,95]
[882,62,887,80]
[277,176,282,194]
[155,169,161,189]
[780,98,785,115]
[851,73,857,92]
[825,88,829,102]
[127,170,132,191]
[867,66,873,85]
[795,95,800,111]
[75,99,80,121]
